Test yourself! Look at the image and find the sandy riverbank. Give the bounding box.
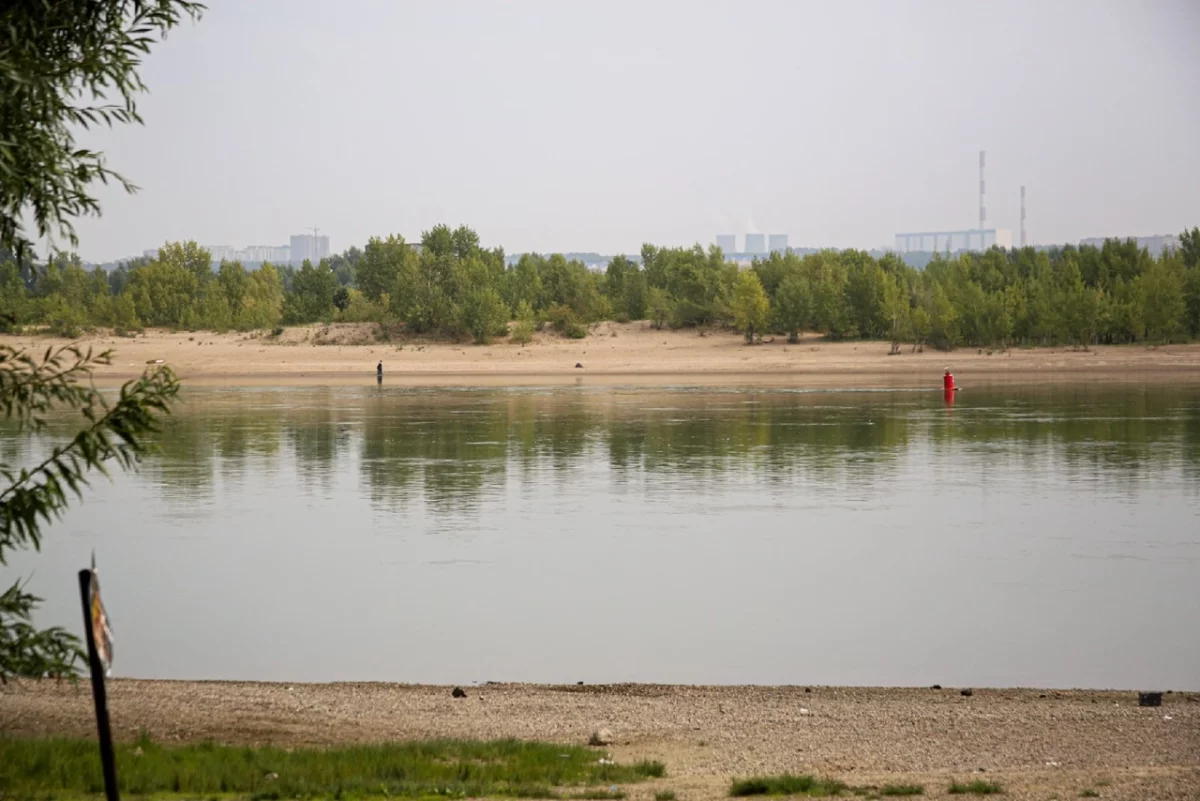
[4,323,1200,387]
[1,680,1196,800]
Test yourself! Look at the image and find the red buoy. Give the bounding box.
[943,369,956,391]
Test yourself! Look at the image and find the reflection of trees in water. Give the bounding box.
[286,408,352,492]
[142,417,217,501]
[10,386,1197,511]
[0,436,26,473]
[359,398,509,513]
[142,401,288,501]
[358,392,913,504]
[926,385,1200,489]
[1185,403,1200,484]
[614,398,910,494]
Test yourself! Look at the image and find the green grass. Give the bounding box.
[0,735,665,800]
[655,792,677,801]
[947,780,1003,795]
[729,775,849,797]
[879,785,924,796]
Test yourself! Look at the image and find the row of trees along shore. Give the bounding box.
[3,225,1199,350]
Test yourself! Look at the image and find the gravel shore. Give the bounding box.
[2,680,1197,800]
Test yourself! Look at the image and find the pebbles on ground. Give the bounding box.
[1,681,1196,801]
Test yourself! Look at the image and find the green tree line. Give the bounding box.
[4,225,1198,349]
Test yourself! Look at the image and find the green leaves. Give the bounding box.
[0,345,180,564]
[358,235,412,304]
[643,245,735,328]
[0,578,80,682]
[461,287,510,345]
[731,270,769,343]
[772,273,810,343]
[0,0,205,260]
[509,301,535,345]
[0,344,179,679]
[283,259,338,324]
[647,287,673,330]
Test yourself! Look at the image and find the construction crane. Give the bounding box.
[304,225,328,268]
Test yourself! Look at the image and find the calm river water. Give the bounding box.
[6,383,1200,689]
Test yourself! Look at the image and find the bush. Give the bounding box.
[948,780,1003,795]
[729,775,848,797]
[461,287,510,344]
[42,298,88,338]
[48,319,82,338]
[510,320,534,345]
[335,288,389,324]
[547,303,588,339]
[647,287,673,330]
[333,286,350,311]
[546,303,573,329]
[510,300,535,344]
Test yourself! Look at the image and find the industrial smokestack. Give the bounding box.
[1020,186,1027,248]
[978,150,986,231]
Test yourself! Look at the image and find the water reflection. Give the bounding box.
[129,385,1200,507]
[7,385,1199,509]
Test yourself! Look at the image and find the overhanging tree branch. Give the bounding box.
[0,346,179,680]
[0,361,180,564]
[0,0,205,260]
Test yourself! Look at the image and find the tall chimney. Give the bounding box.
[1020,185,1027,248]
[978,150,986,231]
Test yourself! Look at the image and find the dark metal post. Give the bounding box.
[78,569,120,801]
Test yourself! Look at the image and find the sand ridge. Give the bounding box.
[4,323,1200,387]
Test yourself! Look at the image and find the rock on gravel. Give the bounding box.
[589,728,614,746]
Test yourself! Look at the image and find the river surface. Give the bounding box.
[6,383,1200,689]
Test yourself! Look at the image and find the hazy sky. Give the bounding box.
[63,0,1200,261]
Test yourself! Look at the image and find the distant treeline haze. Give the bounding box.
[2,225,1198,349]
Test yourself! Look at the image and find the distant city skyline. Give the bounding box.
[137,233,330,267]
[109,225,1188,268]
[894,228,1013,254]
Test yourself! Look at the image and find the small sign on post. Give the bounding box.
[78,554,119,801]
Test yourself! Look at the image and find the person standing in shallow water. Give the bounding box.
[376,361,383,382]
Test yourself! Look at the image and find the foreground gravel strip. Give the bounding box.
[2,681,1197,800]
